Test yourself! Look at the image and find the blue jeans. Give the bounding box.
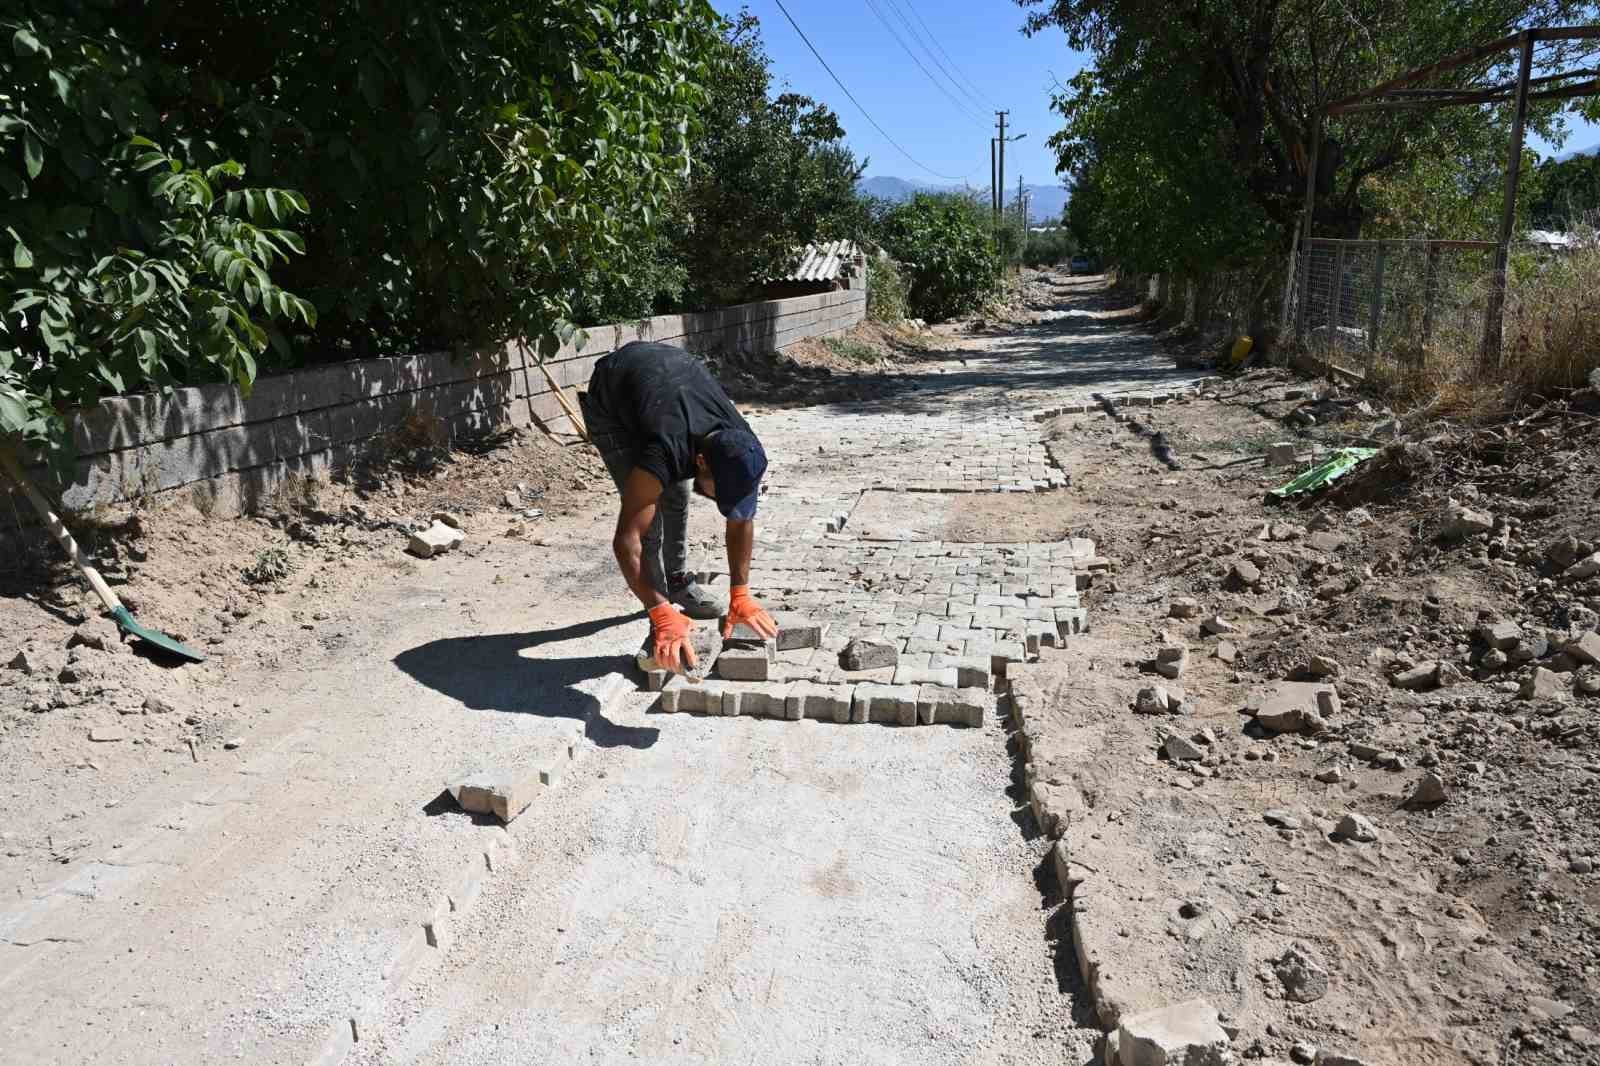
[579,391,690,601]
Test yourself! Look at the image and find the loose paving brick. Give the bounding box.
[853,683,919,726]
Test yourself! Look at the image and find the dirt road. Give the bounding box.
[2,276,1202,1065]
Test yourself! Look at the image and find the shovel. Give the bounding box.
[0,449,206,663]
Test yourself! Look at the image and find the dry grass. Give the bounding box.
[1359,236,1600,419]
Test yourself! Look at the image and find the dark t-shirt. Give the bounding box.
[586,341,753,488]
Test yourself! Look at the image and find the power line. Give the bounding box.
[770,0,976,182]
[862,0,988,128]
[889,0,1002,112]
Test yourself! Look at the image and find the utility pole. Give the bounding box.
[1016,174,1025,228]
[990,139,998,221]
[995,111,1008,228]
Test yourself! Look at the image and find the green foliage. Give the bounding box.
[1020,0,1597,275]
[1,0,723,460]
[1020,228,1076,268]
[822,337,879,363]
[873,194,1001,321]
[866,254,909,324]
[1,7,314,456]
[672,12,867,309]
[1531,151,1600,228]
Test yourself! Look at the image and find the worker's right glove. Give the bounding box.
[648,602,697,674]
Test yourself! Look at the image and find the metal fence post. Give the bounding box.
[1421,244,1440,358]
[1367,241,1386,352]
[1330,242,1346,334]
[1481,30,1534,369]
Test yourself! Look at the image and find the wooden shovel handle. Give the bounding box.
[0,449,124,614]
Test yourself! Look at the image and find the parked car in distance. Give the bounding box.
[1069,254,1093,275]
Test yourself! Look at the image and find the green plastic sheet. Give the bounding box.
[1268,447,1379,498]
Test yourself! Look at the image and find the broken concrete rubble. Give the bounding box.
[407,520,466,558]
[1110,999,1233,1066]
[1336,813,1377,842]
[1272,942,1330,1003]
[1249,682,1335,734]
[1439,499,1494,540]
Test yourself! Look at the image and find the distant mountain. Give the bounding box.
[1552,142,1599,163]
[856,175,1069,225]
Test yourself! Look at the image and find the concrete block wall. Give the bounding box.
[17,287,866,517]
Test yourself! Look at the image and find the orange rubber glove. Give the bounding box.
[722,585,778,640]
[648,603,697,674]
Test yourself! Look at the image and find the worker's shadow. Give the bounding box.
[393,612,658,749]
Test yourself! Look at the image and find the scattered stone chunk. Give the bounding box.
[1201,615,1237,636]
[1314,767,1345,785]
[1250,682,1334,734]
[1215,640,1238,664]
[1479,620,1524,650]
[1263,809,1303,830]
[1520,666,1567,701]
[88,727,126,743]
[1306,654,1342,678]
[1153,646,1188,680]
[1164,734,1204,762]
[1317,1053,1374,1066]
[1272,942,1331,1003]
[1439,500,1493,540]
[431,511,464,530]
[407,520,466,558]
[1564,552,1600,581]
[1169,597,1200,619]
[1566,631,1600,667]
[142,695,176,715]
[1112,999,1233,1066]
[1336,812,1377,842]
[1392,661,1442,690]
[6,650,33,674]
[1135,685,1173,715]
[1227,560,1262,589]
[840,637,899,671]
[1406,771,1447,807]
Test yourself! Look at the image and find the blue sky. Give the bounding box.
[715,0,1598,188]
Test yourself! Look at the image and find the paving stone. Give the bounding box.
[917,685,987,727]
[636,626,722,681]
[717,647,772,682]
[893,665,959,688]
[785,681,852,722]
[453,768,546,823]
[723,682,791,719]
[852,682,919,726]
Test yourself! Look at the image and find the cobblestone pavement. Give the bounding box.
[658,297,1208,729]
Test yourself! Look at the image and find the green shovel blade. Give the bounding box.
[110,606,207,663]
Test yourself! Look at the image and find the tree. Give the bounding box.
[873,193,1001,320]
[671,12,868,309]
[1530,151,1600,228]
[1020,0,1599,282]
[2,0,724,459]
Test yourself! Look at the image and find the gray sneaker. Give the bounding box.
[668,574,722,620]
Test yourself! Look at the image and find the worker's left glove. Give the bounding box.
[722,585,778,640]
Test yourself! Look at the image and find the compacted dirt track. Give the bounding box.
[2,276,1201,1065]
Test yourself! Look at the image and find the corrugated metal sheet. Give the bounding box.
[782,239,860,282]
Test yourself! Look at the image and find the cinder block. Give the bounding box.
[853,683,919,726]
[917,685,989,727]
[717,647,772,682]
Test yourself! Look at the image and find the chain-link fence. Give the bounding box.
[1287,237,1573,368]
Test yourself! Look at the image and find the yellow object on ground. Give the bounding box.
[1230,335,1254,365]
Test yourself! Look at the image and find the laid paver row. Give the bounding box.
[650,405,1106,727]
